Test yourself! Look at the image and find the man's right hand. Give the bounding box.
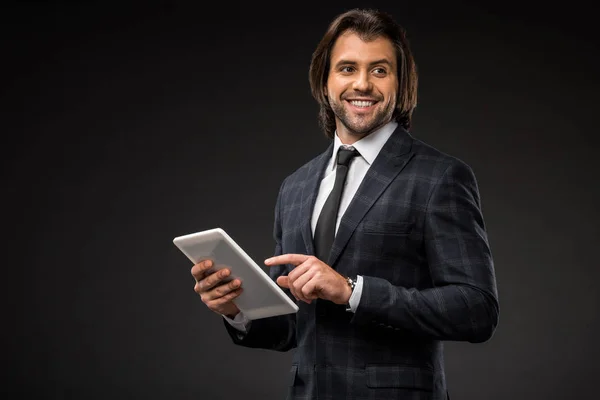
[191,259,243,319]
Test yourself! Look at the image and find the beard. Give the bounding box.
[328,94,395,137]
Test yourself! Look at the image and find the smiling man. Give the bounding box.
[191,8,499,400]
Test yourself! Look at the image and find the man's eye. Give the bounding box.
[341,66,354,73]
[373,68,387,75]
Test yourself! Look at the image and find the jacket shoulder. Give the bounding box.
[410,136,475,177]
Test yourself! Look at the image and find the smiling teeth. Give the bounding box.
[350,100,374,107]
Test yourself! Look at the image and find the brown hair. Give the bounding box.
[308,8,418,138]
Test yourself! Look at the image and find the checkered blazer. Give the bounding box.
[225,126,499,400]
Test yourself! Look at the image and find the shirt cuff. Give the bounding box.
[222,310,251,333]
[347,275,364,312]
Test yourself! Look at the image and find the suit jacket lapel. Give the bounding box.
[327,127,415,268]
[300,143,333,255]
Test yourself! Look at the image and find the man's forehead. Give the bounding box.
[330,31,396,65]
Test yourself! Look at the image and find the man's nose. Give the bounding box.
[352,71,372,92]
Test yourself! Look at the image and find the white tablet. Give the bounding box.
[173,228,298,320]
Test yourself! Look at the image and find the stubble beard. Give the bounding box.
[329,97,395,138]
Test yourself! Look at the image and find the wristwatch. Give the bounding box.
[345,275,356,311]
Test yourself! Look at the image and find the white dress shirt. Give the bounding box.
[225,121,398,332]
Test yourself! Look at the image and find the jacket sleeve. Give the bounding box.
[351,160,499,343]
[224,178,297,351]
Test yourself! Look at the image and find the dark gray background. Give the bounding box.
[3,1,599,399]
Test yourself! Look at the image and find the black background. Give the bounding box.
[3,1,599,399]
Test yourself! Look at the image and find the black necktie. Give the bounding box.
[314,146,360,262]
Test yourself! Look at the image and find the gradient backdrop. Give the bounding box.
[3,1,599,399]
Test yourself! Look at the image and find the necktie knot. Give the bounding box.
[337,147,359,167]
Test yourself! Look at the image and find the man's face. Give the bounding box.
[325,31,398,142]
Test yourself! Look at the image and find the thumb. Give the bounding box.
[276,276,290,288]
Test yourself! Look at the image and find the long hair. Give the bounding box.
[308,8,418,139]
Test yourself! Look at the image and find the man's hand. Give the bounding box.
[191,259,243,319]
[265,254,351,305]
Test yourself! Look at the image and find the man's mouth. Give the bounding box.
[349,100,375,108]
[346,99,378,110]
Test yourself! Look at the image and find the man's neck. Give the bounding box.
[335,121,392,145]
[336,122,390,145]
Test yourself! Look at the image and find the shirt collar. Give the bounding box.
[331,121,398,170]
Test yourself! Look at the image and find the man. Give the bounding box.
[192,8,499,400]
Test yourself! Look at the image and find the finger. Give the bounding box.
[196,268,230,293]
[291,269,317,303]
[277,275,301,302]
[207,287,243,308]
[301,278,321,301]
[201,279,242,302]
[265,254,310,267]
[286,259,312,283]
[286,258,318,302]
[276,276,289,288]
[281,275,300,301]
[191,259,215,281]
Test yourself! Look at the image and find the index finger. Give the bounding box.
[191,259,214,281]
[264,254,310,266]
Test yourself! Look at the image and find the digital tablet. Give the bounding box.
[173,228,298,320]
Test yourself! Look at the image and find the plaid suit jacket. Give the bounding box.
[225,126,499,400]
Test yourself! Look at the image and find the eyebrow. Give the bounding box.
[333,58,393,68]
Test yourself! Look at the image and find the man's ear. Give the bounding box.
[323,86,328,97]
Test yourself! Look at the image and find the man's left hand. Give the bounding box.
[265,254,351,305]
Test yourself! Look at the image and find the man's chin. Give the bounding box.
[344,120,382,136]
